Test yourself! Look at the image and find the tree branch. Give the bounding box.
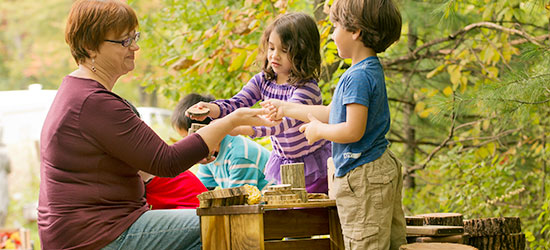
[383,22,544,67]
[406,93,457,174]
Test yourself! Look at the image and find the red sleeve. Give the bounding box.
[80,91,209,177]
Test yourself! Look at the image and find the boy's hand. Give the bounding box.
[199,154,216,164]
[299,113,323,144]
[186,102,218,120]
[260,99,284,121]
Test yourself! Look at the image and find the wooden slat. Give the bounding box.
[264,238,330,250]
[263,200,336,209]
[407,234,468,243]
[406,225,464,236]
[197,204,262,216]
[263,207,330,239]
[230,214,264,250]
[200,215,230,250]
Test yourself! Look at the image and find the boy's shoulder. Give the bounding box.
[342,58,382,81]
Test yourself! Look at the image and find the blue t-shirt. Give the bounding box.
[329,56,390,177]
[197,135,272,190]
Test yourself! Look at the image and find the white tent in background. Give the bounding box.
[0,84,57,145]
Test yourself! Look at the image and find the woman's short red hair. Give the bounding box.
[65,0,138,64]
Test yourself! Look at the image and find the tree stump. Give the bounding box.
[463,217,524,250]
[467,233,525,250]
[400,243,478,250]
[406,216,425,226]
[417,213,464,226]
[280,163,305,189]
[463,217,521,237]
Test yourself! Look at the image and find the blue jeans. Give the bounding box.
[102,209,201,250]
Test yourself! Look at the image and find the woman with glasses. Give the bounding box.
[37,0,277,249]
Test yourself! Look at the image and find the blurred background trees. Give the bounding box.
[1,0,548,249]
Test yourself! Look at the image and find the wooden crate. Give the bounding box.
[197,200,344,250]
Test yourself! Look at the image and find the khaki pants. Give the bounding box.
[334,149,407,250]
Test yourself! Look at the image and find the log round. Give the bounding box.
[417,213,464,226]
[399,243,478,250]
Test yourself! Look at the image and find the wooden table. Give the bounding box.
[197,200,344,250]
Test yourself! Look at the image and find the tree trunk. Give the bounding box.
[403,22,418,189]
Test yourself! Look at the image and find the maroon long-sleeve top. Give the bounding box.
[38,76,209,250]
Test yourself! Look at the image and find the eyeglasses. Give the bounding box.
[104,32,140,47]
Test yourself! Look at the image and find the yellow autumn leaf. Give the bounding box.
[427,89,439,97]
[485,66,499,78]
[419,109,431,118]
[326,51,336,65]
[461,76,468,88]
[447,65,461,85]
[415,101,426,113]
[487,142,496,156]
[535,144,543,155]
[476,147,490,159]
[228,52,247,72]
[443,86,453,96]
[427,64,445,79]
[244,50,258,68]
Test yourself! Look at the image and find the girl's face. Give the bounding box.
[267,31,292,83]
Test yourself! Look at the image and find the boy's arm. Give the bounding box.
[301,103,367,144]
[261,99,331,123]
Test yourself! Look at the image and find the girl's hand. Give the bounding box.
[299,113,323,144]
[229,107,280,127]
[260,99,284,121]
[186,102,219,120]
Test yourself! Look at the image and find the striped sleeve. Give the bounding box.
[197,164,218,188]
[251,82,322,138]
[228,159,263,187]
[212,74,263,117]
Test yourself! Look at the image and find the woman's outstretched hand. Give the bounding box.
[228,107,281,127]
[186,102,219,121]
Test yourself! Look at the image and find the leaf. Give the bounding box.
[447,65,461,86]
[485,67,499,78]
[243,50,257,68]
[228,51,247,72]
[415,101,426,113]
[443,86,453,96]
[171,58,197,71]
[427,64,445,79]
